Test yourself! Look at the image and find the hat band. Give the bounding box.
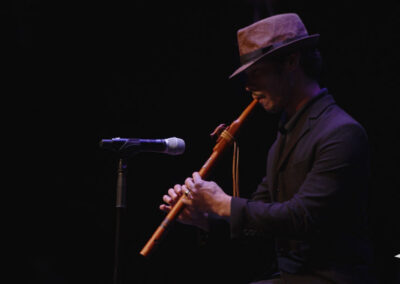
[239,34,310,66]
[240,45,273,65]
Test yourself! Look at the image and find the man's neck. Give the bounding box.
[285,81,321,119]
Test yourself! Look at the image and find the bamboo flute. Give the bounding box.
[140,98,259,257]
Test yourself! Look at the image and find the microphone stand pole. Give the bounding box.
[113,158,127,284]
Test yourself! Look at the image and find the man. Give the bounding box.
[160,13,375,283]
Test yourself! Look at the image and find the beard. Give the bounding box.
[258,93,288,114]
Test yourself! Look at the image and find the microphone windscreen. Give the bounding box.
[165,137,185,155]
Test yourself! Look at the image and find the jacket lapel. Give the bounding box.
[276,93,336,172]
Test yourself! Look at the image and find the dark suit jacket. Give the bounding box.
[230,91,376,283]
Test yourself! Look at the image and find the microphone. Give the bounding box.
[99,137,185,156]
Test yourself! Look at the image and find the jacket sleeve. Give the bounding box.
[230,123,369,239]
[250,175,272,202]
[205,165,272,241]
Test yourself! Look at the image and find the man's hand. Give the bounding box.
[159,172,232,230]
[159,183,209,231]
[182,172,232,218]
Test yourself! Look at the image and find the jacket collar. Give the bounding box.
[308,88,336,119]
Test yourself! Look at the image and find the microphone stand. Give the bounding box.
[113,157,128,284]
[99,137,185,282]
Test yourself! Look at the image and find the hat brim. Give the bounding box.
[229,34,320,79]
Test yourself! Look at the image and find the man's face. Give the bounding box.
[245,58,292,113]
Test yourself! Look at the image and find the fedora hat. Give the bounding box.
[229,13,319,79]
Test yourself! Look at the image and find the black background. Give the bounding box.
[5,0,400,283]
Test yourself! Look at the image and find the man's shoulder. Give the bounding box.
[310,93,365,132]
[312,102,368,148]
[323,103,365,131]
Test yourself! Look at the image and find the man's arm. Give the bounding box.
[251,175,272,202]
[230,122,369,239]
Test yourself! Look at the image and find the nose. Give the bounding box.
[245,87,256,99]
[252,93,262,100]
[246,86,260,94]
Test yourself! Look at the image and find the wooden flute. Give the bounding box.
[140,98,259,257]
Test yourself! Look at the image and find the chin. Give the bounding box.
[263,103,281,114]
[259,97,278,113]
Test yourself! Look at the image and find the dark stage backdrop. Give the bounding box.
[5,1,399,283]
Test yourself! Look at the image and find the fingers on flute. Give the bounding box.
[192,172,204,188]
[160,184,186,213]
[168,188,178,200]
[173,184,183,196]
[181,186,193,205]
[163,194,172,205]
[185,177,195,193]
[159,204,171,212]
